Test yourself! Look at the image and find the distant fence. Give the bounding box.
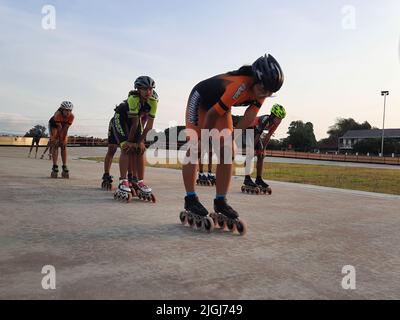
[0,137,49,146]
[1,136,399,165]
[263,150,400,165]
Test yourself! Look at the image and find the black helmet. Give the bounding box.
[134,76,156,89]
[252,54,284,92]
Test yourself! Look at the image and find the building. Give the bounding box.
[339,129,400,151]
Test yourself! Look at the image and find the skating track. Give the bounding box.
[1,147,399,299]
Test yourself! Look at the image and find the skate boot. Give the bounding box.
[196,172,211,186]
[113,179,132,203]
[255,177,272,195]
[61,165,70,179]
[241,176,260,195]
[179,196,214,233]
[50,165,58,178]
[101,173,113,191]
[134,180,156,203]
[207,173,216,186]
[210,198,247,236]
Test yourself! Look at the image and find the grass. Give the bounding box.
[82,157,400,195]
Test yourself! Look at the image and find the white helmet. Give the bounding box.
[60,101,74,111]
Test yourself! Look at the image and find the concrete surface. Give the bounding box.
[0,147,400,300]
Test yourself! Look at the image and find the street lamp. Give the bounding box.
[381,91,389,157]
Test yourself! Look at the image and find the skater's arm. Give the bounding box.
[128,116,140,142]
[235,107,259,130]
[59,125,70,146]
[203,107,219,131]
[139,118,154,142]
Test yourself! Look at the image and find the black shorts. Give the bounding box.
[108,116,141,146]
[32,137,41,144]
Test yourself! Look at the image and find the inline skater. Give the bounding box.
[241,104,286,195]
[112,76,159,202]
[49,101,75,178]
[28,126,43,158]
[180,54,284,235]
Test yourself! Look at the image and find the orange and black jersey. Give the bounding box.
[49,109,74,128]
[191,66,265,116]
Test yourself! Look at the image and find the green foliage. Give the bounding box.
[353,138,400,155]
[327,118,372,142]
[286,120,317,152]
[24,125,47,138]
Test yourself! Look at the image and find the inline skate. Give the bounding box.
[207,172,216,186]
[113,179,132,203]
[101,173,113,190]
[131,180,156,203]
[50,165,58,178]
[61,165,69,179]
[179,196,214,233]
[210,198,247,236]
[255,177,272,195]
[196,172,211,186]
[241,176,260,195]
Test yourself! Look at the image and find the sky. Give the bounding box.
[0,0,399,140]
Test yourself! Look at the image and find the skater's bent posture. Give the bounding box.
[242,104,286,193]
[181,54,284,233]
[49,101,75,178]
[28,127,43,158]
[113,76,159,198]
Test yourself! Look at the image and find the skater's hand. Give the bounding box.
[121,142,136,152]
[138,142,146,155]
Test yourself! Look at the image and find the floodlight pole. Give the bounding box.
[380,91,389,157]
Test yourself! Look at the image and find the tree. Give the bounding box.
[24,125,47,138]
[286,120,317,152]
[326,118,372,148]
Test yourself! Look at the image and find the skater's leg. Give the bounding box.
[119,149,130,179]
[256,153,264,178]
[60,143,67,166]
[104,144,117,174]
[28,140,34,157]
[208,150,213,174]
[136,152,145,181]
[183,162,198,193]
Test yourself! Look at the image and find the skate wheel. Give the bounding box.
[250,190,254,194]
[246,189,249,194]
[195,218,202,229]
[203,216,214,233]
[207,181,211,186]
[125,193,132,203]
[227,220,235,231]
[267,188,272,195]
[138,193,142,200]
[241,186,245,193]
[235,219,247,236]
[217,216,226,229]
[255,189,260,195]
[150,194,156,203]
[187,215,195,227]
[101,181,105,189]
[210,213,218,228]
[107,184,112,191]
[179,211,187,225]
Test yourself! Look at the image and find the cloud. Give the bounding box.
[0,112,42,135]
